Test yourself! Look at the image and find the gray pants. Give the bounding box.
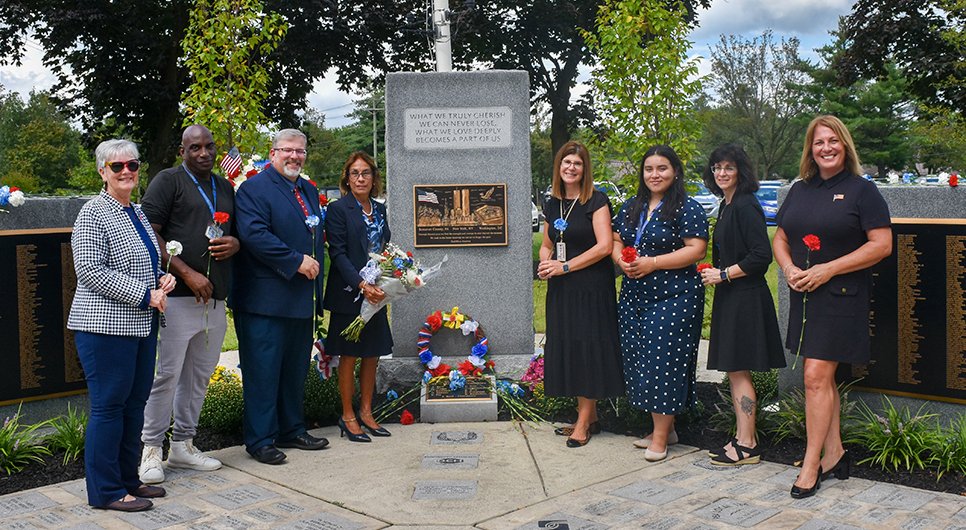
[141,297,227,446]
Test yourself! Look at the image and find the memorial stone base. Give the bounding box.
[419,375,498,423]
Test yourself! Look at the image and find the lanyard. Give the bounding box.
[183,164,216,218]
[557,197,578,240]
[634,200,662,248]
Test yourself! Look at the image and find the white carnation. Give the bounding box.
[166,240,183,257]
[8,190,25,207]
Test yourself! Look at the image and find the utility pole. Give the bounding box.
[432,0,452,72]
[369,91,379,167]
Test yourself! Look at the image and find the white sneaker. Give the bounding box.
[167,439,222,471]
[138,445,165,484]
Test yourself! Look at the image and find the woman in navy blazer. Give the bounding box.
[324,152,393,442]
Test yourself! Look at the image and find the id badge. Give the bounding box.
[205,223,224,240]
[556,241,567,262]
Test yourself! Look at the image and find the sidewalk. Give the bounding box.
[1,421,963,529]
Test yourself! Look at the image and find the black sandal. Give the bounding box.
[710,441,761,466]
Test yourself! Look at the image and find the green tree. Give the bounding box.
[0,90,85,193]
[583,0,704,189]
[706,31,813,180]
[181,0,286,156]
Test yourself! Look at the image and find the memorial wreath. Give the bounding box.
[418,307,495,391]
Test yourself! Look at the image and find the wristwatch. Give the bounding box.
[562,262,570,273]
[720,268,729,282]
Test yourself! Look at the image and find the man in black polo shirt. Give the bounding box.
[138,125,239,484]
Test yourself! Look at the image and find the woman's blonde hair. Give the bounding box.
[798,115,862,181]
[550,141,593,204]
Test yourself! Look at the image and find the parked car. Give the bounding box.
[320,186,342,202]
[692,182,719,218]
[593,180,625,210]
[755,185,779,225]
[531,201,540,232]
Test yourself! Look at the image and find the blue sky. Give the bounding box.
[0,0,855,128]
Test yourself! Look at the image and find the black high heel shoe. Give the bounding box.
[821,451,850,481]
[790,466,822,499]
[338,417,371,443]
[360,417,391,437]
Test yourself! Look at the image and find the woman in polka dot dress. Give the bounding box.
[612,145,708,462]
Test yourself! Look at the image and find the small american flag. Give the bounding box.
[418,190,439,204]
[220,147,242,179]
[833,194,845,201]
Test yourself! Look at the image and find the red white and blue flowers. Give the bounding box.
[418,307,494,390]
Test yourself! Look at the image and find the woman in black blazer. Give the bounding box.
[324,152,393,442]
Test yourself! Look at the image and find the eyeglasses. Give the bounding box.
[105,160,140,172]
[275,147,307,156]
[561,160,584,168]
[349,170,373,179]
[711,165,737,174]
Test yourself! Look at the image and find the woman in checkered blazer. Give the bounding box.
[67,139,176,512]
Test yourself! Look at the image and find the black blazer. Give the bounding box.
[323,195,390,315]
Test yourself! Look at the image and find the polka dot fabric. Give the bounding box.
[615,197,707,415]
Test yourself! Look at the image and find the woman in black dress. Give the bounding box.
[774,116,892,498]
[324,151,393,443]
[698,144,785,466]
[538,141,624,448]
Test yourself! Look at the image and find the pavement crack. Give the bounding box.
[517,420,549,497]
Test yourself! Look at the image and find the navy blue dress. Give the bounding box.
[615,197,708,415]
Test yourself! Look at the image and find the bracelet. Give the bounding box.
[725,266,732,282]
[652,256,658,268]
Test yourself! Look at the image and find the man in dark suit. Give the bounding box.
[232,128,328,464]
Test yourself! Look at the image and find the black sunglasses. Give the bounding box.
[105,160,140,172]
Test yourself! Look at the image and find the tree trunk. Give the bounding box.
[144,9,190,183]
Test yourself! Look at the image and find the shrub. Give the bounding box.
[928,413,966,480]
[199,370,244,434]
[768,380,860,443]
[303,363,340,424]
[846,396,940,472]
[709,370,779,438]
[45,404,87,464]
[530,382,575,418]
[0,408,51,474]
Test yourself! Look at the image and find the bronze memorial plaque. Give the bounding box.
[414,184,507,247]
[0,229,85,404]
[425,376,494,401]
[841,219,966,404]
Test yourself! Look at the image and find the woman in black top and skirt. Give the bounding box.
[538,141,625,448]
[775,116,892,498]
[698,144,785,466]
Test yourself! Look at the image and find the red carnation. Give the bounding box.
[400,410,415,425]
[950,174,959,187]
[802,234,821,251]
[213,211,230,225]
[407,251,413,258]
[458,359,476,375]
[245,168,258,177]
[427,311,443,331]
[319,195,329,206]
[485,360,495,370]
[696,263,712,272]
[430,363,451,377]
[10,186,19,192]
[621,246,639,263]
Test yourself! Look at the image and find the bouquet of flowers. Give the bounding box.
[0,185,25,212]
[340,243,445,341]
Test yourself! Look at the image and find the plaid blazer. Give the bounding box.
[67,191,160,337]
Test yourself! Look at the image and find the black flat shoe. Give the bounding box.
[251,445,286,465]
[132,484,166,498]
[276,432,329,450]
[360,418,391,437]
[790,467,822,499]
[100,497,153,512]
[338,417,371,443]
[821,451,850,481]
[566,434,591,448]
[554,421,601,437]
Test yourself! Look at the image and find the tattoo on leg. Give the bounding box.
[740,395,755,416]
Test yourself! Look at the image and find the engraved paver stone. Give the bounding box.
[201,485,279,509]
[118,503,204,530]
[276,512,364,530]
[188,518,251,530]
[900,516,934,529]
[860,508,895,524]
[243,509,280,523]
[274,502,305,514]
[692,499,779,527]
[0,493,57,517]
[412,480,478,500]
[582,499,623,516]
[852,484,935,511]
[826,501,860,518]
[607,506,651,523]
[638,516,679,530]
[795,520,864,530]
[515,512,608,530]
[609,480,690,505]
[430,431,482,445]
[421,454,480,469]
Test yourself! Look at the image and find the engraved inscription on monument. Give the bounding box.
[404,107,512,150]
[847,221,966,402]
[1,229,84,403]
[414,184,507,247]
